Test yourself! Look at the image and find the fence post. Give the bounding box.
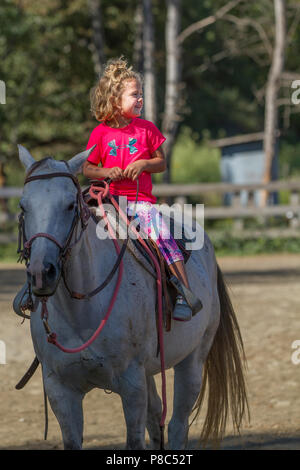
[174,196,187,209]
[289,190,300,228]
[232,190,244,231]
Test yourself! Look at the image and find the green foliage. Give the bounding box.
[1,0,300,263]
[0,0,95,166]
[2,233,300,263]
[170,127,221,184]
[0,0,299,176]
[0,0,300,191]
[0,242,18,262]
[211,232,300,256]
[279,140,300,178]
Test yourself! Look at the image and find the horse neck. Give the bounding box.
[58,217,113,299]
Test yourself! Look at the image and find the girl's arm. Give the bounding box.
[143,146,167,173]
[83,161,124,181]
[123,146,166,181]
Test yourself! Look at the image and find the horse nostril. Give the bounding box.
[44,263,57,281]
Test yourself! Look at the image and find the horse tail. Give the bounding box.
[192,262,250,447]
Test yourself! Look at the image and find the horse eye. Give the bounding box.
[67,202,75,211]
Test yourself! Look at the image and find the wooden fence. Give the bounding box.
[1,180,300,242]
[153,180,300,219]
[152,180,300,236]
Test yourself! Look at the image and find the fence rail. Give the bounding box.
[1,180,300,198]
[152,181,300,227]
[153,180,300,194]
[1,180,300,240]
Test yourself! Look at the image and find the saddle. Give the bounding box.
[83,182,194,331]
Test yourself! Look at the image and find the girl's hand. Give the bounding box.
[123,160,146,181]
[107,166,124,181]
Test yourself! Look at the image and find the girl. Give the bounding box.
[83,58,198,321]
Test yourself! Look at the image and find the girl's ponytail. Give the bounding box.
[104,57,132,82]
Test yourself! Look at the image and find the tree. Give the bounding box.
[162,0,181,184]
[262,0,286,205]
[133,2,143,72]
[1,0,300,188]
[143,0,157,124]
[88,0,106,77]
[162,0,246,183]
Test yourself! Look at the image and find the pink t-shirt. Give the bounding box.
[86,118,166,203]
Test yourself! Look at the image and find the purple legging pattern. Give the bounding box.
[127,201,184,266]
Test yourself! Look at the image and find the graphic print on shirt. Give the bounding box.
[108,137,138,156]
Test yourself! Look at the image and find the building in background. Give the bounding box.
[211,133,279,206]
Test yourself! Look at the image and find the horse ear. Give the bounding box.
[18,145,36,170]
[68,145,97,175]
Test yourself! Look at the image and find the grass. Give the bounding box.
[1,234,300,263]
[209,232,300,256]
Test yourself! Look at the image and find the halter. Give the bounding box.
[17,165,91,268]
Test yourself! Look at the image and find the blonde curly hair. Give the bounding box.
[90,57,143,123]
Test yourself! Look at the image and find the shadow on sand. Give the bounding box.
[1,431,300,450]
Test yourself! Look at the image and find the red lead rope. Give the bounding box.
[45,187,123,353]
[44,181,167,440]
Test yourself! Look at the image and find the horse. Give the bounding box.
[15,144,249,450]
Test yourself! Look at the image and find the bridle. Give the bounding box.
[18,163,91,269]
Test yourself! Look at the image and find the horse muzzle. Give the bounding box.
[27,259,61,296]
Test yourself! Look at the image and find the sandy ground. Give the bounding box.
[0,253,299,450]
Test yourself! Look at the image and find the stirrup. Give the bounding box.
[168,275,203,316]
[172,295,193,322]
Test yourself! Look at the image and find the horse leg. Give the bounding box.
[146,375,162,449]
[118,362,148,450]
[43,370,84,450]
[168,349,203,450]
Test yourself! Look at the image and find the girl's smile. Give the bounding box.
[119,79,143,119]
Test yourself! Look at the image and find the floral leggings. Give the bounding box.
[127,201,184,266]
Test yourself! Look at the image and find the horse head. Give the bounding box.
[17,144,95,296]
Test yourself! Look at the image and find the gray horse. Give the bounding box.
[15,145,249,450]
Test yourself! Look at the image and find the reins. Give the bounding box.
[43,179,127,353]
[18,166,167,447]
